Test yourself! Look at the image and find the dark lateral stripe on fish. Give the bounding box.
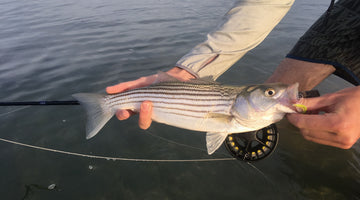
[154,105,228,115]
[148,83,220,88]
[107,90,230,101]
[144,85,227,91]
[109,99,232,110]
[124,85,223,92]
[107,95,233,106]
[159,110,223,119]
[148,84,244,92]
[107,91,233,101]
[109,92,231,99]
[106,84,236,96]
[106,93,228,103]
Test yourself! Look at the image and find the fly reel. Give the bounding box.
[224,124,278,162]
[224,90,320,162]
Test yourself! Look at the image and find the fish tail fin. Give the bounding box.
[72,93,114,139]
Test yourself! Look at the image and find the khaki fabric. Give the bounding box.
[176,0,294,80]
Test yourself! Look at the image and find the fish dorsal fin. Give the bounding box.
[153,71,180,84]
[187,76,219,85]
[188,79,219,85]
[206,132,228,155]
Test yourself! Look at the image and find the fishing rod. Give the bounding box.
[0,90,320,162]
[0,100,80,106]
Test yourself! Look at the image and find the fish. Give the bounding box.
[73,79,299,155]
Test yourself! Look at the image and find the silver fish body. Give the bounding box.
[73,81,298,154]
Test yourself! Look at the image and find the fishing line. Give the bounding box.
[0,99,235,162]
[154,128,281,191]
[145,130,208,153]
[145,130,238,159]
[0,137,236,162]
[0,106,30,117]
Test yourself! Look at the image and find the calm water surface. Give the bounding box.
[0,0,359,199]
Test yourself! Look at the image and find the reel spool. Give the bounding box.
[224,124,278,162]
[224,90,320,162]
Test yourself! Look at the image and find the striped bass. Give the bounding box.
[73,80,299,155]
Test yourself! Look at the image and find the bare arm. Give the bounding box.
[106,0,295,129]
[267,58,360,149]
[266,58,335,91]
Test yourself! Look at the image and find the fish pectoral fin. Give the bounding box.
[205,113,232,121]
[206,132,228,155]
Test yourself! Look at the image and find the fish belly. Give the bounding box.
[151,108,254,134]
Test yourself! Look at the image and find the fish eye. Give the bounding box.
[265,88,276,97]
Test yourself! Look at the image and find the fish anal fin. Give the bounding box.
[206,132,228,155]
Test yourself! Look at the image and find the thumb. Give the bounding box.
[106,82,129,94]
[297,94,332,113]
[106,75,158,94]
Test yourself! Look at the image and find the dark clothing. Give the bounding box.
[287,0,360,85]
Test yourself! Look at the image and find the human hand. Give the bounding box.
[106,67,195,129]
[287,86,360,149]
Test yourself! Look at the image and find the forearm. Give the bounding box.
[176,0,295,80]
[266,58,336,91]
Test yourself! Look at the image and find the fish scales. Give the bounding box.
[73,81,299,155]
[105,82,238,117]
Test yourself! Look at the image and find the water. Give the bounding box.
[0,0,359,199]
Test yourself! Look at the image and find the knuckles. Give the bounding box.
[116,110,131,120]
[331,121,358,149]
[299,126,359,149]
[337,133,358,149]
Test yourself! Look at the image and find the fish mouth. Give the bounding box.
[278,82,299,113]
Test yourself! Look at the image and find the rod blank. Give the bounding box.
[0,101,80,106]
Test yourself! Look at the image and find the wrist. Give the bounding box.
[166,67,196,81]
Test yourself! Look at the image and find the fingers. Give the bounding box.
[106,68,193,130]
[106,82,129,94]
[287,87,360,149]
[287,113,356,149]
[107,75,157,125]
[139,101,153,130]
[114,101,153,130]
[297,94,333,113]
[287,113,340,132]
[106,75,158,94]
[106,67,195,94]
[298,129,354,149]
[115,110,135,120]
